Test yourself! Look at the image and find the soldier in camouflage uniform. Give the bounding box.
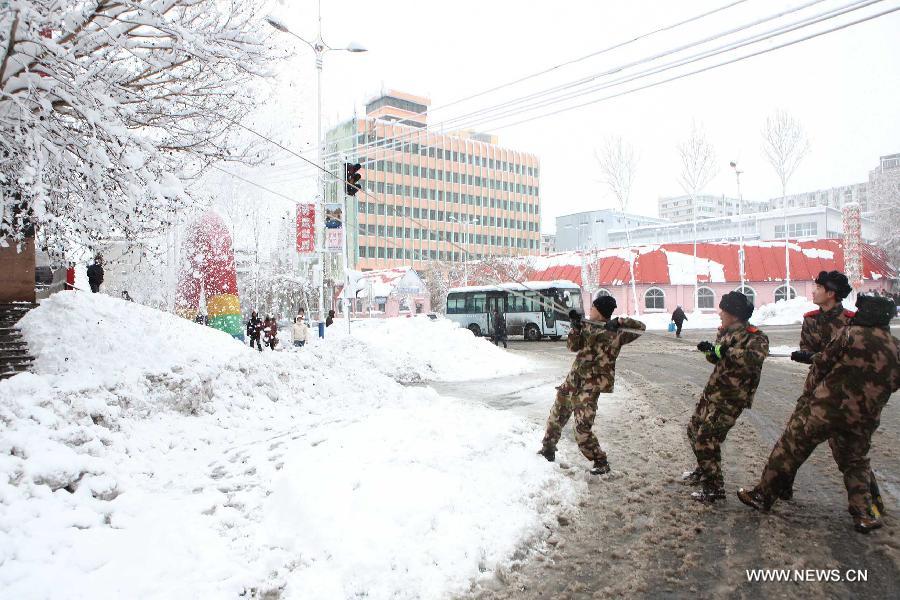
[683,291,769,503]
[783,271,882,510]
[538,294,645,475]
[738,294,900,533]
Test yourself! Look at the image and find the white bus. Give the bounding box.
[445,280,583,341]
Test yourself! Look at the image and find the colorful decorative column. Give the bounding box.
[175,211,243,340]
[842,202,862,292]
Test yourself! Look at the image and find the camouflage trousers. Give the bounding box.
[780,396,879,498]
[687,397,744,488]
[754,399,880,515]
[541,387,607,463]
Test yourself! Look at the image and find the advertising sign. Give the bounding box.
[296,204,315,254]
[325,202,344,253]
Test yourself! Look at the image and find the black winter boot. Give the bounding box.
[537,447,555,462]
[691,482,726,504]
[680,468,703,486]
[590,459,610,475]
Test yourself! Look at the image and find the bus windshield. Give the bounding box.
[556,288,583,314]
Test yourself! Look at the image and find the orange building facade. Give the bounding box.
[326,90,541,271]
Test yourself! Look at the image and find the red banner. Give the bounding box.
[296,204,315,254]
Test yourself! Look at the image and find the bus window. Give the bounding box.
[446,294,463,314]
[467,292,486,313]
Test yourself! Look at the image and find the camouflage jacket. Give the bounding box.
[807,325,900,426]
[562,317,645,393]
[701,322,769,409]
[800,303,855,396]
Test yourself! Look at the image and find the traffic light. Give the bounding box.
[345,162,362,196]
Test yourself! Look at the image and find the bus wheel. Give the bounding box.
[524,324,541,341]
[468,323,482,337]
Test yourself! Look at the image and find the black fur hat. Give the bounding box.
[814,270,853,300]
[719,290,754,321]
[592,295,617,319]
[853,294,895,327]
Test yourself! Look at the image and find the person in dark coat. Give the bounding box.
[264,316,278,350]
[246,311,263,351]
[86,255,104,293]
[672,305,688,338]
[492,308,508,348]
[326,310,335,327]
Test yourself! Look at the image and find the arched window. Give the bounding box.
[595,288,612,298]
[735,285,756,306]
[644,287,665,310]
[697,287,715,310]
[774,285,796,303]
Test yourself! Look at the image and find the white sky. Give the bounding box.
[247,0,900,235]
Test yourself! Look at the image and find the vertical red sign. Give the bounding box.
[296,204,316,254]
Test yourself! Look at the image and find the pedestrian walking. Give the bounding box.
[262,316,278,350]
[538,294,646,475]
[738,295,899,533]
[492,308,508,348]
[246,311,262,351]
[671,305,687,338]
[326,309,335,327]
[683,291,769,503]
[292,316,308,348]
[121,290,134,302]
[86,255,104,293]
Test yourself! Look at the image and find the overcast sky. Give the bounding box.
[246,0,900,235]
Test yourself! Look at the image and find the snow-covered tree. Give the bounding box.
[0,0,282,261]
[677,121,718,311]
[763,109,810,294]
[596,135,640,314]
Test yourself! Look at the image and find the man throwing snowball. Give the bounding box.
[538,294,645,475]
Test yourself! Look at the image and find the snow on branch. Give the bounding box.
[0,0,285,261]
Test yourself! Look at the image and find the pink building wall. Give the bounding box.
[580,279,891,315]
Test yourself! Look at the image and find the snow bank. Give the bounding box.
[328,316,532,382]
[0,293,576,599]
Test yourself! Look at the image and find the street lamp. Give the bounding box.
[449,215,479,286]
[730,161,745,292]
[265,5,367,337]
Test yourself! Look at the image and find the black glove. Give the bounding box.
[568,310,582,329]
[790,350,814,364]
[697,341,714,354]
[604,317,620,332]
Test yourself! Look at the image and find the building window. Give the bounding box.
[697,287,715,309]
[774,285,796,303]
[735,285,756,306]
[644,288,665,310]
[775,222,817,238]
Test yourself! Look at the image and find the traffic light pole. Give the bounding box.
[316,51,326,338]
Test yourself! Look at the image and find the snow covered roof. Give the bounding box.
[528,240,894,286]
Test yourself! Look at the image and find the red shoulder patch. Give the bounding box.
[843,310,856,318]
[803,309,820,318]
[746,325,760,333]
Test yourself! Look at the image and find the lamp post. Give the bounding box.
[266,5,366,337]
[450,215,479,286]
[730,161,745,292]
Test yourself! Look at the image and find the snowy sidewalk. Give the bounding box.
[0,294,580,600]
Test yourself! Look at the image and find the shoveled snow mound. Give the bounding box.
[329,316,531,382]
[0,293,579,600]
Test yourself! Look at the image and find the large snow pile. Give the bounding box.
[0,293,577,599]
[329,316,532,382]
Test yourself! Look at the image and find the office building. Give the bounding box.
[658,194,768,223]
[554,209,667,252]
